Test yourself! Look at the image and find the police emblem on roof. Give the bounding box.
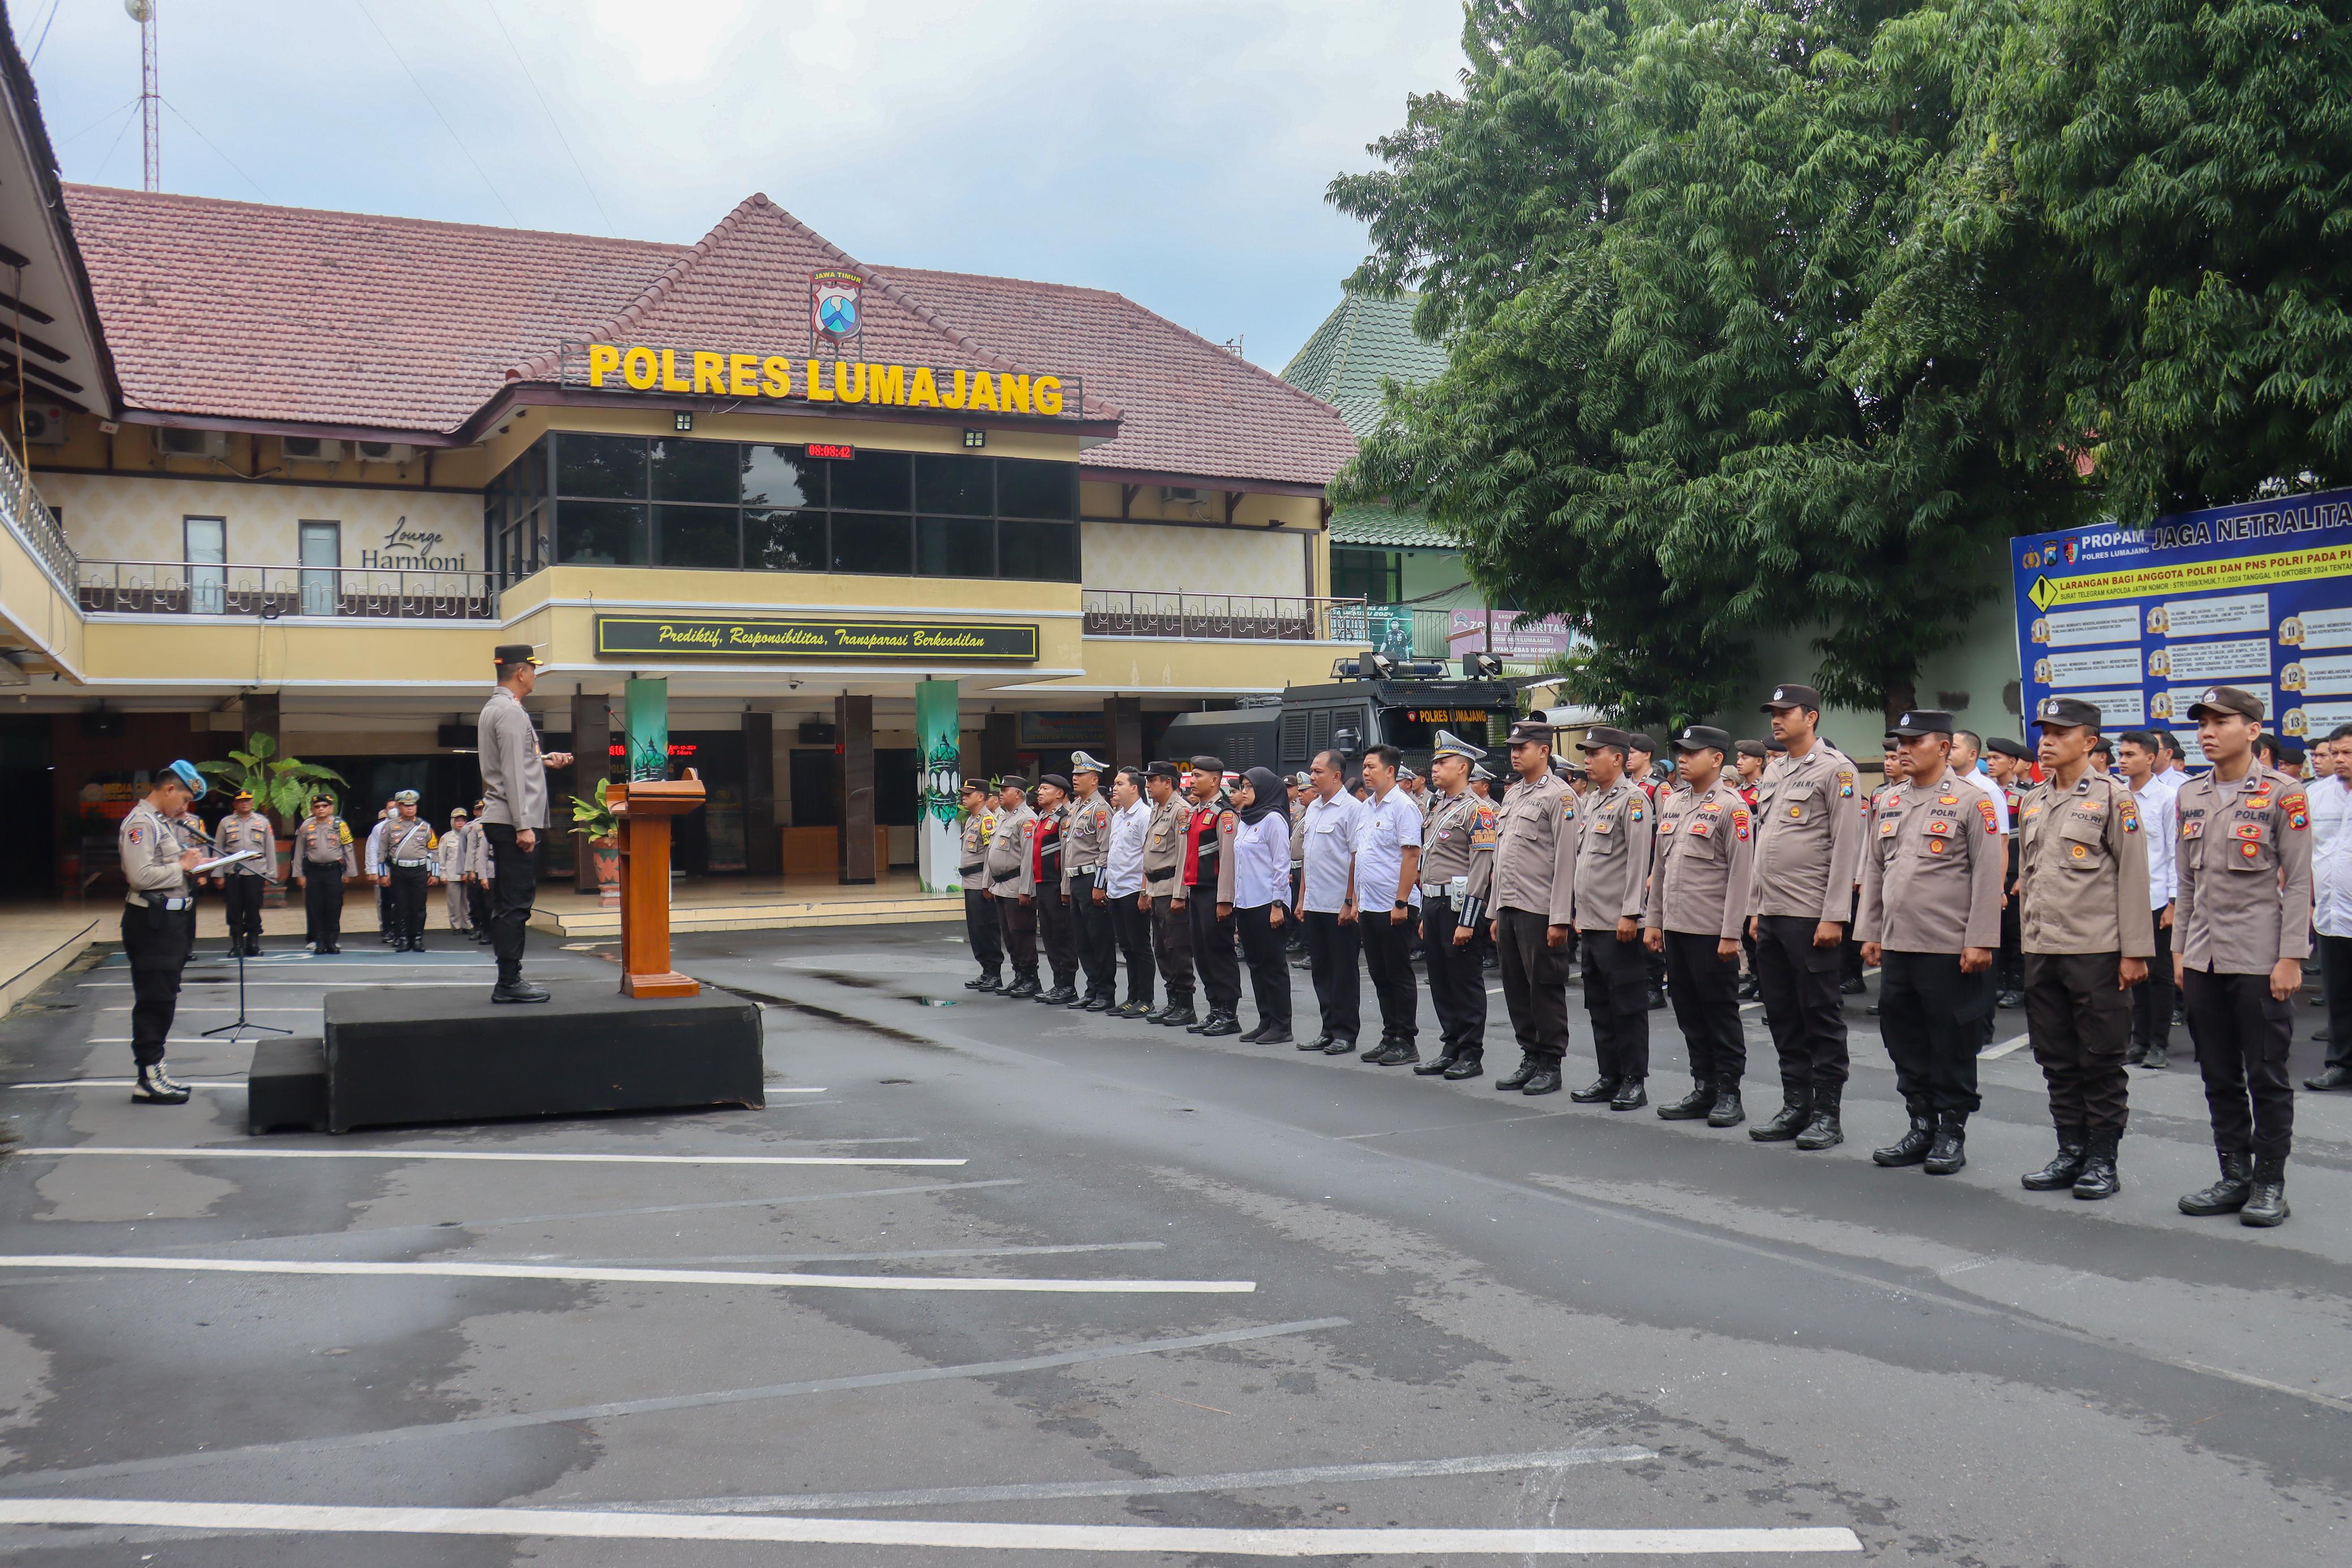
[811,268,862,347]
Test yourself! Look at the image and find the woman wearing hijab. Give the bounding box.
[1230,766,1295,1044]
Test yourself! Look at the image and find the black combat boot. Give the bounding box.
[2070,1127,2121,1200]
[1370,1039,1420,1066]
[1872,1108,1935,1167]
[2177,1150,2254,1216]
[1568,1075,1620,1104]
[1656,1081,1713,1121]
[1494,1056,1544,1090]
[1196,1013,1242,1038]
[965,972,998,991]
[1610,1078,1647,1111]
[1412,1047,1458,1076]
[1442,1053,1484,1081]
[1706,1081,1745,1127]
[1003,975,1040,999]
[2239,1156,2289,1227]
[1923,1112,1968,1175]
[2020,1126,2088,1190]
[1749,1091,1813,1142]
[1157,1000,1199,1028]
[1794,1088,1844,1150]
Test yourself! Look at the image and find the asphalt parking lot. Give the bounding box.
[0,923,2344,1563]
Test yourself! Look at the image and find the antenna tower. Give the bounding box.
[127,1,159,192]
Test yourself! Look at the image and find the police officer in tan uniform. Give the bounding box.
[2172,686,2312,1226]
[119,761,211,1104]
[1414,730,1495,1080]
[1473,719,1580,1094]
[1140,760,1196,1025]
[211,789,278,957]
[985,778,1040,998]
[293,794,357,955]
[1571,726,1655,1109]
[1063,752,1118,1010]
[958,778,1004,991]
[1855,710,2004,1175]
[2016,695,2153,1201]
[1645,725,1754,1127]
[1746,683,1865,1149]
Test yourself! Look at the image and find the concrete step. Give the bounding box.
[531,895,960,938]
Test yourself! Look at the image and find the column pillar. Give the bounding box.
[1105,695,1143,772]
[915,680,961,895]
[240,692,280,755]
[743,710,777,878]
[837,694,875,885]
[572,688,608,894]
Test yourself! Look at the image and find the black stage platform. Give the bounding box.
[246,982,766,1134]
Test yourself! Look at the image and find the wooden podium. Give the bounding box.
[608,772,704,998]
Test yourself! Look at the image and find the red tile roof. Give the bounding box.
[62,184,1352,488]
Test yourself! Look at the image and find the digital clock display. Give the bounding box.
[806,442,855,461]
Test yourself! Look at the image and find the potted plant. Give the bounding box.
[569,791,621,906]
[197,733,349,907]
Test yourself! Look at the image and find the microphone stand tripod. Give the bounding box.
[204,875,291,1045]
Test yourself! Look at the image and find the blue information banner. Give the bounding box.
[2013,487,2352,763]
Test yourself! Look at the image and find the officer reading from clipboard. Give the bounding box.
[118,760,218,1105]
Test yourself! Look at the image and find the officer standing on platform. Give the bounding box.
[958,779,1004,991]
[1028,774,1080,1005]
[1855,711,2004,1175]
[2172,686,2312,1226]
[119,761,210,1104]
[1140,761,1196,1025]
[293,795,356,955]
[1413,730,1494,1080]
[1570,727,1655,1109]
[985,778,1040,998]
[211,790,277,957]
[1178,756,1242,1037]
[1474,719,1580,1095]
[1063,753,1118,1011]
[1646,725,1754,1127]
[477,644,574,1003]
[381,791,438,953]
[1747,683,1865,1150]
[2016,696,2151,1201]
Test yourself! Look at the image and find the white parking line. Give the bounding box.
[99,1007,314,1013]
[14,1146,944,1168]
[0,1500,1863,1554]
[81,981,487,989]
[0,1255,1256,1295]
[2,1079,243,1091]
[1979,1034,2031,1059]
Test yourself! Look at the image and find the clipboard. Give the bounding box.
[191,849,261,876]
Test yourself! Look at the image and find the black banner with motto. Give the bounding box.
[594,614,1039,662]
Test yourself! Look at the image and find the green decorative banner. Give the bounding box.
[595,615,1037,662]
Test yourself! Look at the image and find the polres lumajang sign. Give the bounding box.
[571,343,1078,417]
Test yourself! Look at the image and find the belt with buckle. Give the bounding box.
[959,864,985,878]
[393,858,431,868]
[1419,884,1452,900]
[127,894,192,911]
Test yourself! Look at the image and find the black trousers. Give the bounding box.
[388,864,431,947]
[1998,883,2024,989]
[1110,892,1155,1006]
[1151,893,1194,1004]
[1753,913,1849,1099]
[302,864,345,950]
[995,891,1039,981]
[2182,966,2295,1161]
[1878,950,1988,1116]
[1302,909,1360,1045]
[480,823,539,985]
[2130,917,2175,1055]
[377,876,394,937]
[1235,904,1291,1030]
[1421,896,1486,1059]
[1187,894,1241,1015]
[1840,922,1865,985]
[1070,873,1117,1000]
[1662,929,1744,1088]
[1035,882,1078,991]
[122,901,191,1068]
[1580,926,1650,1082]
[1495,907,1571,1067]
[2023,950,2132,1132]
[222,875,265,951]
[466,879,491,933]
[1360,906,1419,1044]
[2316,933,2352,1075]
[963,886,1003,978]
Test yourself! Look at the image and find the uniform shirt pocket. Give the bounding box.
[2057,813,2108,870]
[2226,817,2276,872]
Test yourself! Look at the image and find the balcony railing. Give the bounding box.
[76,561,499,621]
[1083,590,1367,642]
[0,438,76,594]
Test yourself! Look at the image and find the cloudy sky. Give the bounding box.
[15,1,1464,371]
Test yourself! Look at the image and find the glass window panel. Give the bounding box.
[743,444,820,509]
[916,516,995,578]
[914,453,992,516]
[827,450,910,513]
[996,458,1076,520]
[998,519,1079,582]
[655,504,740,569]
[651,437,741,504]
[556,434,647,499]
[299,520,339,617]
[831,513,913,575]
[184,516,226,615]
[746,507,827,571]
[556,500,647,565]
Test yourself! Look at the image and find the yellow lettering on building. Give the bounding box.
[1034,375,1063,416]
[999,373,1030,414]
[943,369,969,410]
[587,344,621,385]
[907,367,940,408]
[804,359,835,401]
[865,363,904,406]
[692,352,726,394]
[833,362,867,404]
[728,353,762,396]
[966,371,1000,412]
[623,347,659,390]
[760,356,793,397]
[578,345,1074,417]
[659,349,691,393]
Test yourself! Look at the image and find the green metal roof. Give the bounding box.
[1329,500,1456,549]
[1279,291,1451,438]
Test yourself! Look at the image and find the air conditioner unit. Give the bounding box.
[21,403,68,444]
[281,436,345,462]
[1159,486,1201,505]
[349,440,417,465]
[156,427,230,460]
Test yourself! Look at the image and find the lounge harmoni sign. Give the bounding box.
[595,614,1039,662]
[570,342,1079,417]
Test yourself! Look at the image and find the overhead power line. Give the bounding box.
[162,97,270,201]
[348,0,518,224]
[483,0,617,236]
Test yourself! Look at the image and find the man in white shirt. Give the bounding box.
[1950,731,2012,833]
[2153,728,2192,785]
[1100,768,1156,1018]
[2117,731,2181,1070]
[1298,749,1366,1055]
[2306,724,2352,1090]
[1355,744,1426,1065]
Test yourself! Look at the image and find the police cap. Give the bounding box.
[2186,685,2264,722]
[1504,718,1554,747]
[492,643,543,670]
[1429,728,1488,764]
[2033,695,2103,730]
[1146,760,1182,782]
[1577,726,1635,754]
[1069,751,1108,776]
[1888,708,1956,738]
[1039,772,1072,796]
[1761,683,1823,713]
[1987,736,2031,761]
[1672,724,1732,754]
[394,789,420,804]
